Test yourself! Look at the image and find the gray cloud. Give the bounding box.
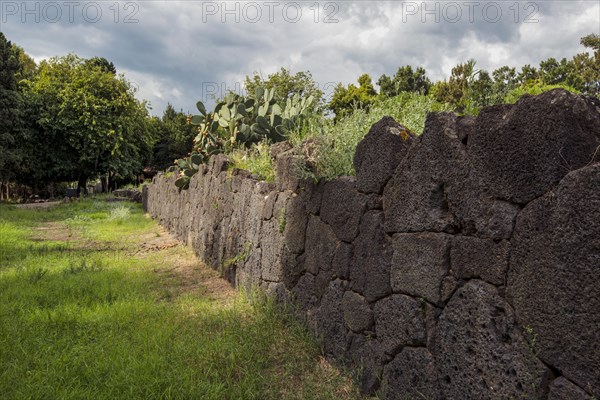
[2,0,597,115]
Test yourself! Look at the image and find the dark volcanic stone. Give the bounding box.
[342,291,374,333]
[304,216,339,275]
[292,273,318,312]
[374,294,426,355]
[276,149,305,191]
[548,377,593,400]
[382,347,440,400]
[350,211,392,302]
[383,113,463,234]
[315,279,349,358]
[433,280,551,400]
[451,236,510,286]
[261,191,278,220]
[269,140,293,159]
[391,232,452,305]
[283,194,307,255]
[332,242,352,280]
[354,116,416,194]
[320,177,367,242]
[507,163,600,397]
[468,89,600,204]
[348,333,387,394]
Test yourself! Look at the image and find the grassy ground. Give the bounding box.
[0,198,364,400]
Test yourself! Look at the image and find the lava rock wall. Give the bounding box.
[145,90,600,399]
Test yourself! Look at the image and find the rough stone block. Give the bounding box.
[548,377,593,400]
[304,216,338,275]
[342,291,374,333]
[315,279,349,358]
[383,113,463,234]
[283,194,307,255]
[433,280,551,400]
[350,211,392,302]
[276,149,305,191]
[382,347,440,400]
[354,116,416,194]
[320,177,367,242]
[348,333,387,394]
[374,294,426,355]
[391,233,452,305]
[451,236,510,286]
[260,219,284,282]
[292,273,318,312]
[507,163,600,397]
[469,89,600,204]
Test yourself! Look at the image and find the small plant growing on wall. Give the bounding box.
[174,87,314,190]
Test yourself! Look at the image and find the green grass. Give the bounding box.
[228,141,276,182]
[0,199,363,400]
[228,92,453,182]
[291,92,453,180]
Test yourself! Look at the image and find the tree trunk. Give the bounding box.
[77,176,88,197]
[108,171,116,192]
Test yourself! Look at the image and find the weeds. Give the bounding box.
[228,140,276,182]
[278,208,287,233]
[0,199,364,400]
[229,92,452,182]
[107,204,131,221]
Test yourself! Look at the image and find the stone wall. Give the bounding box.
[145,90,600,399]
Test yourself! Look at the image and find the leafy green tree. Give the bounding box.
[84,56,116,75]
[517,64,538,84]
[327,73,378,121]
[432,59,476,113]
[580,33,600,51]
[13,45,37,80]
[538,57,572,85]
[469,70,494,110]
[244,67,324,108]
[573,34,599,96]
[0,33,25,199]
[491,66,519,103]
[22,54,151,194]
[377,65,432,97]
[149,104,196,172]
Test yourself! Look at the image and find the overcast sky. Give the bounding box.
[1,0,598,115]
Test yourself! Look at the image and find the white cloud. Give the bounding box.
[2,0,598,115]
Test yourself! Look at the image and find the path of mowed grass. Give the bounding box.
[0,198,362,400]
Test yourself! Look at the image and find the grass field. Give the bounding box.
[0,198,363,400]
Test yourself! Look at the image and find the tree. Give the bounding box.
[22,54,151,194]
[491,66,519,103]
[13,45,37,80]
[327,73,378,121]
[149,104,196,172]
[377,65,432,97]
[574,34,600,97]
[580,33,600,51]
[0,33,25,199]
[517,64,538,84]
[432,59,476,113]
[244,67,324,108]
[85,56,116,75]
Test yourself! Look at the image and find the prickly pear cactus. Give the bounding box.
[174,87,314,190]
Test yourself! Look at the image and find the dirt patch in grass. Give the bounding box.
[135,226,235,305]
[15,201,62,209]
[29,221,76,242]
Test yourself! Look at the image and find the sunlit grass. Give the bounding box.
[0,199,364,400]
